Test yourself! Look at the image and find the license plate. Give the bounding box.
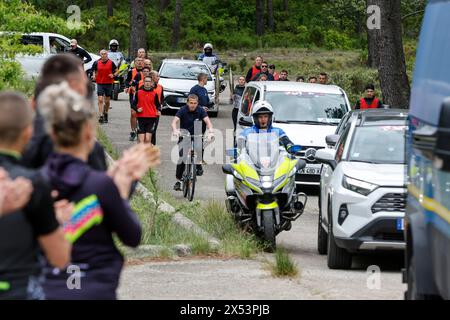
[299,167,321,175]
[397,218,405,231]
[177,97,187,103]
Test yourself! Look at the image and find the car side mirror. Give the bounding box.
[239,116,253,127]
[315,149,337,170]
[222,164,233,175]
[325,134,339,147]
[435,98,450,172]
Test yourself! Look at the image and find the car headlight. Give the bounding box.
[342,175,378,196]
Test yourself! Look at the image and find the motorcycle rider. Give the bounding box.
[198,43,220,74]
[237,101,296,153]
[107,39,125,69]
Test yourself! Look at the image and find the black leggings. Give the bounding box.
[232,108,239,132]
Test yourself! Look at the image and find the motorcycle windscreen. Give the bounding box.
[246,132,280,175]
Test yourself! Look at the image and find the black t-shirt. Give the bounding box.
[21,112,108,171]
[0,153,59,299]
[175,105,208,135]
[69,46,92,64]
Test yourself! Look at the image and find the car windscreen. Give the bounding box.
[348,125,406,164]
[265,91,348,125]
[160,62,213,81]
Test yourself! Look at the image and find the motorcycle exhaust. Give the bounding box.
[282,193,308,222]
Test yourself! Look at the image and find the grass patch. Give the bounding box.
[266,248,299,278]
[96,126,119,160]
[97,127,261,259]
[130,193,211,249]
[180,200,262,259]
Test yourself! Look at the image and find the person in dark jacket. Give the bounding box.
[251,62,275,81]
[68,39,92,65]
[21,54,108,172]
[189,73,211,109]
[232,76,246,132]
[245,56,263,83]
[37,83,149,300]
[0,92,70,300]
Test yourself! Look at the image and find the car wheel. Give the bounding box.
[327,200,352,270]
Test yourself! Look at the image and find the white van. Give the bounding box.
[10,32,99,79]
[237,81,351,186]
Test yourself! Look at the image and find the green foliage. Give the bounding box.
[26,0,424,53]
[324,30,353,50]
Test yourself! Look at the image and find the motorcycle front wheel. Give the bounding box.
[262,210,276,252]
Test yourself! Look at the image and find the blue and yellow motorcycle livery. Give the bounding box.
[223,132,307,250]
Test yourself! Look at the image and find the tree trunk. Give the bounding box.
[267,0,274,32]
[256,0,264,36]
[367,0,381,68]
[87,0,93,9]
[107,0,113,17]
[283,0,288,11]
[129,0,147,58]
[375,0,410,108]
[160,0,170,11]
[172,0,182,49]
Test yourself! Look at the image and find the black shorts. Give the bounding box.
[97,84,113,97]
[137,117,157,134]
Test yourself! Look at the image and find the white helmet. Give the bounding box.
[109,39,119,46]
[204,43,213,50]
[252,101,274,129]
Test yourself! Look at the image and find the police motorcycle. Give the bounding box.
[223,125,307,251]
[107,39,130,100]
[199,43,227,94]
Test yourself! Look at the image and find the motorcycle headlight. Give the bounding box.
[342,176,378,196]
[260,176,273,189]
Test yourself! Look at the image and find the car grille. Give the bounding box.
[298,147,323,164]
[296,174,321,184]
[371,193,407,214]
[165,95,187,108]
[374,232,405,242]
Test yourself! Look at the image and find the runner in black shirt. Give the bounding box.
[0,92,70,300]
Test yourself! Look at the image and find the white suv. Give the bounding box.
[237,81,351,186]
[158,59,219,117]
[315,110,408,269]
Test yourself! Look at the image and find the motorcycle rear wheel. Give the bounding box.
[112,83,120,101]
